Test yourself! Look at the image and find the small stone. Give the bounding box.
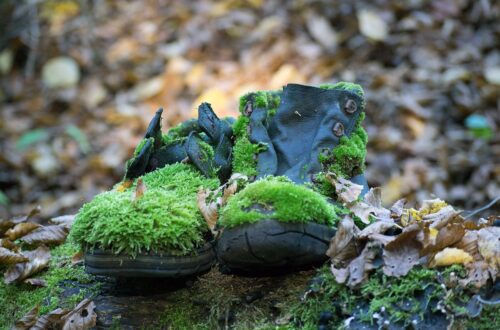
[42,56,80,89]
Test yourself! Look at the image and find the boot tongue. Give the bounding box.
[262,84,363,183]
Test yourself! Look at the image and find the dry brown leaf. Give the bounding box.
[460,261,492,289]
[20,225,69,246]
[132,178,146,201]
[31,308,68,330]
[350,188,392,224]
[0,238,19,251]
[61,299,97,330]
[197,189,219,234]
[116,179,133,192]
[326,216,361,267]
[357,220,396,240]
[332,241,381,288]
[71,251,84,266]
[424,205,458,230]
[4,246,51,284]
[477,227,500,270]
[24,277,48,287]
[390,198,406,218]
[420,222,465,256]
[383,224,421,277]
[5,222,41,241]
[325,172,362,204]
[431,248,473,267]
[0,247,29,265]
[50,214,76,230]
[454,231,481,261]
[12,304,39,330]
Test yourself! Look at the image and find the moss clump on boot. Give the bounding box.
[0,242,99,328]
[70,163,219,256]
[317,83,368,179]
[232,90,281,177]
[219,176,341,228]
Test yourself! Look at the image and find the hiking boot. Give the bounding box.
[71,105,232,278]
[216,83,369,272]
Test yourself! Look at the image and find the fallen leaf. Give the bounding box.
[326,216,361,267]
[0,206,41,235]
[431,248,473,267]
[116,179,133,192]
[420,222,465,256]
[5,222,41,241]
[454,231,480,261]
[24,278,47,287]
[332,241,381,288]
[357,220,396,240]
[325,172,362,204]
[383,224,421,277]
[0,238,19,251]
[50,214,76,230]
[12,305,39,330]
[4,246,51,284]
[197,189,219,234]
[72,251,84,265]
[390,198,406,218]
[61,299,97,330]
[477,227,500,270]
[41,56,80,89]
[132,178,146,201]
[31,308,68,330]
[20,225,69,246]
[484,66,500,85]
[0,247,29,265]
[357,9,388,41]
[460,261,492,289]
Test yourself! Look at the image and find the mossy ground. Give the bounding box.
[70,163,219,256]
[0,242,100,329]
[219,176,341,228]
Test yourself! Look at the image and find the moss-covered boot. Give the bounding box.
[70,105,230,277]
[216,83,369,273]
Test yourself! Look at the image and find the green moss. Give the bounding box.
[162,119,199,145]
[219,177,341,227]
[233,91,281,177]
[199,140,215,162]
[133,137,154,157]
[0,242,99,328]
[71,164,219,256]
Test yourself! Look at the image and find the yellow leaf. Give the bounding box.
[192,88,229,117]
[116,180,133,192]
[431,248,473,267]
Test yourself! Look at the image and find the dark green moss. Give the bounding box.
[219,176,341,227]
[0,242,99,328]
[70,163,219,256]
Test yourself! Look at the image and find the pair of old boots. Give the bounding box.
[70,83,369,277]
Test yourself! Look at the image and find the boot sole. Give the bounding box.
[216,220,336,273]
[84,242,215,278]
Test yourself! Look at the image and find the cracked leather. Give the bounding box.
[247,83,368,192]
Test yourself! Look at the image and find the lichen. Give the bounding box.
[0,242,99,328]
[70,163,219,256]
[219,176,341,228]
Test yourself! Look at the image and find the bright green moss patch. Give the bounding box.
[219,177,341,227]
[0,242,99,328]
[133,137,153,157]
[319,112,368,178]
[319,82,368,179]
[162,118,199,145]
[71,163,219,256]
[232,90,281,177]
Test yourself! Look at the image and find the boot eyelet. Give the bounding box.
[344,99,357,114]
[333,122,344,137]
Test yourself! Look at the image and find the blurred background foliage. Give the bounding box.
[0,0,498,219]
